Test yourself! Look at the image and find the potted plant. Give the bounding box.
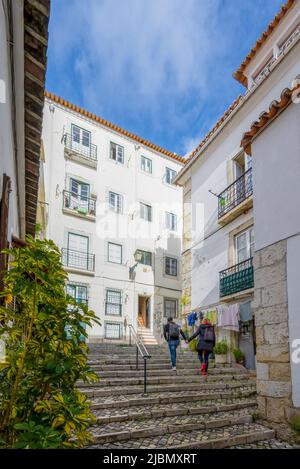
[214,340,228,365]
[233,348,245,366]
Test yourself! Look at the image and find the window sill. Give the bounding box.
[63,266,95,277]
[62,207,96,222]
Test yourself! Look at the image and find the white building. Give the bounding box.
[42,92,184,343]
[175,0,300,426]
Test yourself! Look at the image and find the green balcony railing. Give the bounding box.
[219,257,254,297]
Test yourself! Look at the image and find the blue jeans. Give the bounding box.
[168,340,180,367]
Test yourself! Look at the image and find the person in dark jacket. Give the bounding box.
[188,319,215,376]
[163,317,188,371]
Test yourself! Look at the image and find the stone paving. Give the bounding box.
[84,344,292,449]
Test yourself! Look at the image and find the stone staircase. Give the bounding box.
[81,344,289,449]
[137,327,158,345]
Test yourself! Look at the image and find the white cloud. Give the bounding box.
[48,0,283,153]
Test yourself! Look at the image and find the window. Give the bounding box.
[110,142,124,164]
[70,179,90,199]
[108,242,122,264]
[235,227,254,264]
[165,212,177,231]
[68,233,88,253]
[165,257,178,276]
[141,156,152,174]
[164,298,178,317]
[67,233,91,270]
[66,284,88,306]
[136,250,152,266]
[105,289,122,316]
[105,322,121,339]
[71,125,91,152]
[109,191,123,213]
[165,167,177,184]
[140,202,152,222]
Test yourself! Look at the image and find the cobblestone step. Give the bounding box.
[230,439,298,449]
[93,399,258,424]
[90,387,257,409]
[81,381,256,397]
[88,423,275,449]
[91,409,255,444]
[91,365,245,375]
[80,373,252,388]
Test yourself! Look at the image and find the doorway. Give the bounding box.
[138,295,151,329]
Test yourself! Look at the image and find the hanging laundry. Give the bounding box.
[187,311,198,326]
[217,304,240,332]
[239,301,252,322]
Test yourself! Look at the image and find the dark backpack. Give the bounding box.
[168,323,180,340]
[203,326,214,343]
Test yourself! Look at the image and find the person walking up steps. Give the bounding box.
[188,318,215,378]
[163,317,188,371]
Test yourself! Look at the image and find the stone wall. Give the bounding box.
[254,239,292,423]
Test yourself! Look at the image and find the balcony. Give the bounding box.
[63,133,97,168]
[63,190,96,220]
[219,257,254,298]
[218,168,253,225]
[61,248,95,274]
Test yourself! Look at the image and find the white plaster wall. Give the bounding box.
[252,103,300,251]
[42,100,183,340]
[189,41,300,311]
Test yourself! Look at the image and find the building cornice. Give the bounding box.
[45,92,185,165]
[233,0,295,87]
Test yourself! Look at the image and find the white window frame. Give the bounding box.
[71,124,91,152]
[165,212,177,231]
[165,256,178,277]
[66,283,88,305]
[235,227,254,264]
[165,167,177,185]
[110,142,124,164]
[141,156,152,174]
[140,202,152,222]
[105,322,122,339]
[105,289,122,317]
[164,298,178,318]
[108,242,122,264]
[109,191,123,214]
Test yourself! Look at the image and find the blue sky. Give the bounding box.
[46,0,284,156]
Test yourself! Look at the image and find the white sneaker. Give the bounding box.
[172,366,177,371]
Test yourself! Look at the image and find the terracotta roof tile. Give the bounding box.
[241,81,300,154]
[233,0,295,87]
[187,95,244,161]
[45,91,185,164]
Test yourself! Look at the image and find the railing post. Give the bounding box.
[136,345,139,370]
[143,357,147,394]
[129,328,132,346]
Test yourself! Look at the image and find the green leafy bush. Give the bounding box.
[0,236,101,448]
[189,338,198,352]
[233,348,245,362]
[214,340,228,355]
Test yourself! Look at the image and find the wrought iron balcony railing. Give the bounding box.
[63,133,97,161]
[219,257,254,297]
[61,248,95,272]
[63,190,96,216]
[218,168,253,219]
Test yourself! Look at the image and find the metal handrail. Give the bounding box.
[128,324,151,394]
[63,190,96,216]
